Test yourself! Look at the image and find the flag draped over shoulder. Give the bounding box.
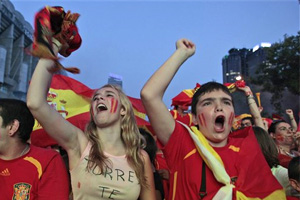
[31,74,93,147]
[31,74,149,147]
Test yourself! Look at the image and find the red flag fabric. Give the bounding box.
[224,80,246,93]
[171,83,200,107]
[30,6,81,74]
[272,113,284,121]
[127,96,149,126]
[231,127,285,198]
[232,113,252,130]
[170,110,193,126]
[262,117,273,129]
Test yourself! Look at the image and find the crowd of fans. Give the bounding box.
[0,5,299,200]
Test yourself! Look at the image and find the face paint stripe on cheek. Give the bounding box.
[113,99,118,113]
[228,112,234,125]
[110,98,118,113]
[201,113,207,127]
[198,114,203,126]
[276,135,284,142]
[110,98,115,113]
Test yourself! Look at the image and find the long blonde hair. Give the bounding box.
[85,84,147,187]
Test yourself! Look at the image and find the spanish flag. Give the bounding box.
[128,96,149,126]
[171,83,200,108]
[31,74,93,147]
[224,80,246,93]
[232,113,252,130]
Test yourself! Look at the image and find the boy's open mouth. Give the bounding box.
[214,115,225,132]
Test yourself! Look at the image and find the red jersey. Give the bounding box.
[163,122,284,200]
[0,145,69,200]
[278,153,293,168]
[156,152,170,200]
[170,110,193,126]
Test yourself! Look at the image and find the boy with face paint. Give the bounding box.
[141,39,286,199]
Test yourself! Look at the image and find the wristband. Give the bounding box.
[245,91,253,97]
[247,95,255,100]
[52,38,62,50]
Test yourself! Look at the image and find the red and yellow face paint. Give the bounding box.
[110,98,118,113]
[275,134,284,142]
[228,112,234,126]
[198,113,207,127]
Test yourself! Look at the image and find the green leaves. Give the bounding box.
[252,32,300,113]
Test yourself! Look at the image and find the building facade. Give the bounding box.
[108,73,123,88]
[222,43,299,119]
[222,48,251,83]
[0,0,38,101]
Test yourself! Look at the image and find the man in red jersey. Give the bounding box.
[0,99,69,200]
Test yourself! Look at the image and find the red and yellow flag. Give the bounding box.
[272,113,284,121]
[224,80,246,93]
[171,83,200,108]
[128,96,149,126]
[232,113,252,130]
[31,74,93,147]
[31,75,149,147]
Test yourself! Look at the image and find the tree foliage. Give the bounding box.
[252,32,300,113]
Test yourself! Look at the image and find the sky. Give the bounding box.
[10,0,299,108]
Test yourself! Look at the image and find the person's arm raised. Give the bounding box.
[27,40,87,155]
[286,109,298,132]
[237,86,265,129]
[141,39,195,145]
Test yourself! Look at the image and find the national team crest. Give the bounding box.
[13,183,31,200]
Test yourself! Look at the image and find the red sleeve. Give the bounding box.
[38,153,70,199]
[162,121,195,171]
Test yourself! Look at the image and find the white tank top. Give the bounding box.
[70,143,141,200]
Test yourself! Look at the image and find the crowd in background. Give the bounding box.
[0,5,299,200]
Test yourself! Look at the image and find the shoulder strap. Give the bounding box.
[199,161,207,199]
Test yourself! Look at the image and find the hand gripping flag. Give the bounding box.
[224,80,246,93]
[29,6,82,74]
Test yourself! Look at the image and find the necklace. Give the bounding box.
[19,144,29,157]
